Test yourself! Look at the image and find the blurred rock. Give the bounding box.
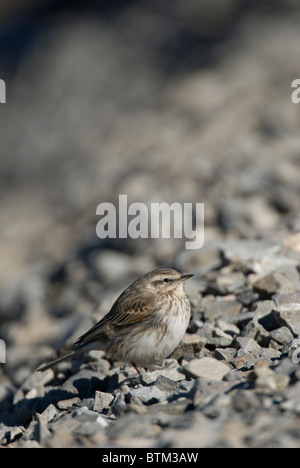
[254,272,296,297]
[221,240,282,271]
[92,250,155,286]
[281,383,300,413]
[273,293,300,307]
[249,367,290,394]
[204,298,242,320]
[1,0,300,448]
[127,386,167,405]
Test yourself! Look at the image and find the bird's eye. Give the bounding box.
[163,278,170,283]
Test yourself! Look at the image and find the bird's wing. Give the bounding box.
[73,292,153,349]
[108,298,153,327]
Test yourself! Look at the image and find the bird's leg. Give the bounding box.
[131,362,141,374]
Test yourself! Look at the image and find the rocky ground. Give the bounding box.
[1,235,300,448]
[1,0,300,449]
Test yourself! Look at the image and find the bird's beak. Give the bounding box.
[179,274,194,282]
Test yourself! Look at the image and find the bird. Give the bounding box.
[37,268,193,374]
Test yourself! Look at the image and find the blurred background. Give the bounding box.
[0,0,300,381]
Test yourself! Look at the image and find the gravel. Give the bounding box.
[181,357,231,381]
[1,236,300,448]
[0,240,300,447]
[273,304,300,336]
[1,1,300,449]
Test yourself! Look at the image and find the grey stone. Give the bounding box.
[215,270,245,294]
[72,421,101,437]
[93,391,114,411]
[22,414,52,445]
[41,404,58,424]
[231,390,262,412]
[93,250,154,285]
[161,358,183,369]
[72,415,108,437]
[258,348,281,359]
[284,337,300,362]
[237,289,260,306]
[35,413,52,445]
[241,319,270,346]
[127,386,167,404]
[197,323,233,348]
[241,301,275,342]
[8,426,25,443]
[77,397,95,410]
[139,367,185,386]
[273,357,299,376]
[221,239,281,267]
[95,414,110,428]
[218,311,254,326]
[176,244,222,276]
[125,400,149,414]
[44,430,76,449]
[281,382,300,413]
[0,423,24,444]
[214,347,236,361]
[254,300,276,320]
[230,353,268,370]
[170,334,206,360]
[149,399,192,419]
[21,420,37,441]
[204,299,242,320]
[187,318,203,333]
[71,406,99,423]
[186,377,234,407]
[273,293,300,307]
[223,369,244,382]
[255,305,278,333]
[234,337,262,355]
[46,411,84,441]
[57,397,80,410]
[270,326,294,345]
[249,367,290,393]
[0,383,13,413]
[21,368,55,393]
[254,272,295,297]
[86,354,110,372]
[178,380,196,392]
[16,440,42,448]
[155,375,179,392]
[61,368,104,397]
[181,357,231,381]
[198,392,232,420]
[273,304,300,336]
[109,392,127,416]
[106,413,161,440]
[215,320,240,336]
[234,349,251,358]
[218,196,279,237]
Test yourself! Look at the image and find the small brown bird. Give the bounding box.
[38,268,193,374]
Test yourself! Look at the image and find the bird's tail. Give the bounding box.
[37,350,80,372]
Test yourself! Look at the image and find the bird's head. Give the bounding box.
[144,268,193,293]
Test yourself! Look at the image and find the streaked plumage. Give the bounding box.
[38,268,192,373]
